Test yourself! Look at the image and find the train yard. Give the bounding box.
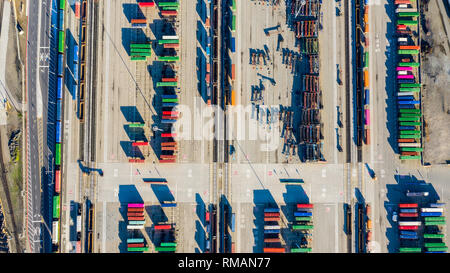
[16,0,448,254]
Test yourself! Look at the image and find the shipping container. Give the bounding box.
[56,121,62,143]
[52,221,59,244]
[55,143,61,165]
[53,195,60,219]
[54,170,61,193]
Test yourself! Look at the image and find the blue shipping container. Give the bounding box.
[294,212,312,217]
[264,208,280,213]
[131,23,147,28]
[59,13,64,30]
[398,79,415,84]
[398,105,415,109]
[56,100,62,121]
[230,37,235,53]
[400,209,417,213]
[400,235,418,240]
[161,119,176,124]
[56,121,62,143]
[73,64,78,80]
[397,96,415,100]
[398,100,420,105]
[58,54,64,76]
[162,103,178,108]
[162,95,178,99]
[57,77,63,99]
[264,229,280,234]
[73,45,79,63]
[206,46,210,56]
[161,203,177,207]
[399,126,416,130]
[231,213,235,233]
[364,89,369,105]
[421,212,442,217]
[400,231,417,236]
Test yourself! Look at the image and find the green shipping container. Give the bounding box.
[399,88,420,92]
[398,62,420,67]
[129,123,145,128]
[426,247,448,252]
[232,0,236,11]
[232,15,236,32]
[400,155,421,160]
[364,52,369,68]
[399,247,421,253]
[156,82,178,87]
[424,221,446,226]
[160,242,177,247]
[292,225,314,230]
[399,122,421,126]
[155,247,176,252]
[400,147,423,152]
[399,108,421,113]
[130,44,152,48]
[130,48,151,53]
[399,130,421,134]
[131,56,147,61]
[291,248,312,253]
[158,56,180,61]
[424,217,445,222]
[398,134,420,138]
[398,49,419,55]
[397,20,418,25]
[158,39,179,45]
[398,117,420,122]
[424,234,444,239]
[55,143,61,165]
[162,99,179,103]
[295,217,312,221]
[53,195,60,218]
[400,114,422,118]
[400,83,421,88]
[128,247,149,252]
[158,2,179,7]
[397,12,420,17]
[60,0,65,10]
[58,31,65,53]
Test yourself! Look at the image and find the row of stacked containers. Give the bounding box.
[395,0,422,160]
[290,203,313,253]
[126,203,149,252]
[51,0,67,252]
[397,203,447,253]
[289,0,324,162]
[226,0,236,106]
[263,207,284,253]
[154,1,180,163]
[77,0,87,122]
[362,1,370,145]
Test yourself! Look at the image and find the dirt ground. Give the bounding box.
[420,0,450,164]
[0,0,27,253]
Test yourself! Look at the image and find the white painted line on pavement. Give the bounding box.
[102,201,106,253]
[103,0,111,163]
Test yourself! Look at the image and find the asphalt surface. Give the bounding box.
[25,0,51,253]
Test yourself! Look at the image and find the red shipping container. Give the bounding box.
[205,212,210,222]
[399,226,418,230]
[160,155,176,159]
[231,64,235,80]
[128,216,145,221]
[129,159,145,163]
[154,225,171,230]
[127,212,145,217]
[131,19,147,24]
[128,208,145,212]
[162,78,177,82]
[399,213,418,218]
[297,204,313,209]
[264,238,280,243]
[161,10,177,16]
[164,43,179,49]
[161,146,177,151]
[263,248,285,253]
[264,217,280,222]
[161,142,177,146]
[139,2,155,7]
[161,133,176,137]
[55,170,61,193]
[399,203,418,208]
[128,243,144,248]
[75,1,81,18]
[132,141,149,147]
[159,159,176,163]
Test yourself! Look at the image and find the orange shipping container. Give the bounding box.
[131,19,147,24]
[164,43,179,49]
[399,45,420,50]
[231,90,236,106]
[398,139,415,143]
[55,170,61,193]
[364,70,369,88]
[205,18,210,27]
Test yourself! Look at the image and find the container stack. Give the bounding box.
[127,203,145,230]
[131,18,147,28]
[395,0,422,161]
[362,0,371,145]
[154,224,177,252]
[422,204,447,253]
[157,37,180,164]
[263,207,285,253]
[158,1,179,17]
[291,203,313,253]
[397,203,421,253]
[130,43,152,61]
[365,204,373,252]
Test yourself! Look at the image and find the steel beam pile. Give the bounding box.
[280,107,297,160]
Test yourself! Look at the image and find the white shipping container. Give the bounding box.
[398,143,421,147]
[127,224,144,230]
[397,71,409,75]
[264,225,281,230]
[397,92,415,96]
[421,208,444,213]
[398,37,408,42]
[52,221,59,244]
[398,221,421,226]
[396,8,417,13]
[162,35,179,40]
[77,215,82,233]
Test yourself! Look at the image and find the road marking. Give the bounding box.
[321,168,327,178]
[103,0,111,163]
[102,201,106,253]
[114,169,118,177]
